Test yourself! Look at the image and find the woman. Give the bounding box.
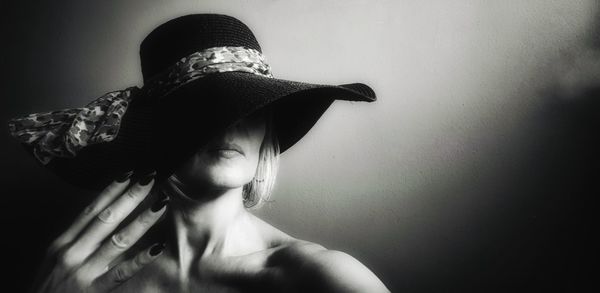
[10,14,389,292]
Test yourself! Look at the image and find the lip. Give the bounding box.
[208,143,245,157]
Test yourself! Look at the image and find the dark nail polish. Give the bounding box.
[151,193,169,212]
[116,170,134,183]
[139,171,156,186]
[149,243,165,256]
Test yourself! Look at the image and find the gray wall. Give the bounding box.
[2,1,598,291]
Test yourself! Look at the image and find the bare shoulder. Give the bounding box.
[268,241,390,292]
[248,215,389,292]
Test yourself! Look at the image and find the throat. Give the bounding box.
[160,178,255,282]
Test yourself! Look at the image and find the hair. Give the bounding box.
[242,109,280,209]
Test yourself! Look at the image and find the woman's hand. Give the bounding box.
[31,171,169,293]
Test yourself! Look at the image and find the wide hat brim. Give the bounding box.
[45,71,376,190]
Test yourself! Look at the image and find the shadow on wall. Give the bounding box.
[437,10,600,292]
[389,75,600,292]
[511,25,600,291]
[478,73,599,291]
[386,4,600,292]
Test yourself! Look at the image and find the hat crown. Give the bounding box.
[140,14,262,82]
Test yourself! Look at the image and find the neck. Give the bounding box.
[161,176,250,281]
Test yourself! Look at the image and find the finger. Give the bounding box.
[51,171,133,251]
[93,243,165,292]
[82,195,168,275]
[68,172,156,262]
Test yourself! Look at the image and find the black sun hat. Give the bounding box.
[8,14,376,190]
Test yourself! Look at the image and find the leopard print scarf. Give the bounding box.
[8,46,273,164]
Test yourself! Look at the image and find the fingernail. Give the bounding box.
[149,243,165,256]
[139,170,156,186]
[151,193,169,212]
[116,170,134,183]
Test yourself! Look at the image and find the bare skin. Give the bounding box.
[32,112,389,292]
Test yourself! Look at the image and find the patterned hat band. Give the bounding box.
[144,46,274,98]
[8,46,274,165]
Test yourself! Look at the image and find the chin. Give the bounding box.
[202,166,254,189]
